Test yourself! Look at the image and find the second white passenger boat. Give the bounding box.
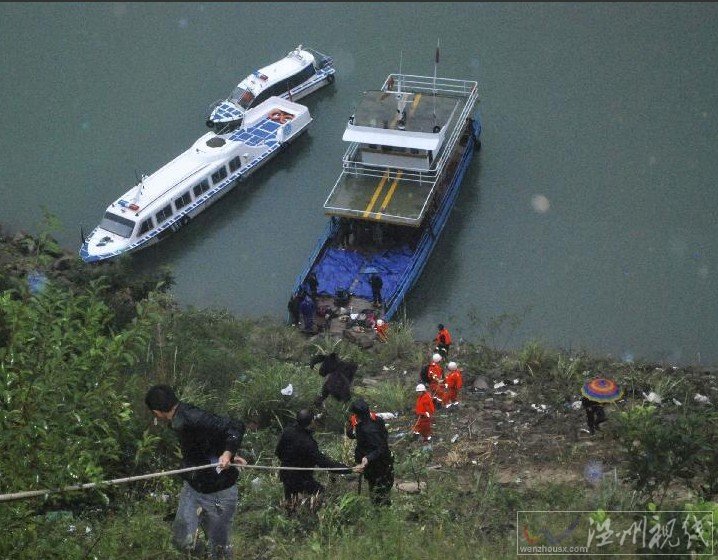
[80,97,312,263]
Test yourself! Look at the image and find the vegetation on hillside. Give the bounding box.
[0,227,716,559]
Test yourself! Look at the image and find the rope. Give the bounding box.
[0,462,352,503]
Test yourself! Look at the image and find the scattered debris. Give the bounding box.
[642,391,662,404]
[571,400,582,410]
[694,393,711,405]
[280,384,293,396]
[396,481,426,493]
[376,412,398,420]
[451,434,459,443]
[493,381,506,389]
[672,398,682,406]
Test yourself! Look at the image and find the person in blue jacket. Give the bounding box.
[300,292,316,332]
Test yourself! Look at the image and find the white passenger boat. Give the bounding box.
[206,45,335,131]
[80,97,312,263]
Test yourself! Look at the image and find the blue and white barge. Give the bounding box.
[292,72,481,336]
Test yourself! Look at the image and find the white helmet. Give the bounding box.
[416,383,426,392]
[376,319,384,326]
[432,353,442,363]
[448,361,457,371]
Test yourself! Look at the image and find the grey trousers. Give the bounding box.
[172,482,238,559]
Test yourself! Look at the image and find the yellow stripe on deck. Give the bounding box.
[411,93,422,112]
[378,171,403,216]
[363,170,390,217]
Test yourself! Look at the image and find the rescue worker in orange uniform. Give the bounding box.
[374,319,389,342]
[434,324,452,359]
[445,361,464,408]
[427,353,448,407]
[412,383,435,442]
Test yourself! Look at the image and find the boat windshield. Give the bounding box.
[99,212,135,238]
[230,87,255,109]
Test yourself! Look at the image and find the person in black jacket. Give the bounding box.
[145,385,247,560]
[274,409,350,506]
[348,398,394,506]
[309,352,358,406]
[581,396,607,434]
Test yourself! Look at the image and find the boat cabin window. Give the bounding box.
[155,204,173,225]
[137,217,154,236]
[192,179,210,198]
[211,166,228,185]
[229,156,242,173]
[99,212,135,238]
[174,191,192,211]
[231,88,255,110]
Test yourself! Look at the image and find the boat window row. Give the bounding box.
[367,144,422,155]
[131,164,236,238]
[253,64,317,107]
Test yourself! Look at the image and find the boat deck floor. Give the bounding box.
[324,170,433,226]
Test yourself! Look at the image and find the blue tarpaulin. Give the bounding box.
[310,246,414,301]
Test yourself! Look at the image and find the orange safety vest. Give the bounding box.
[349,411,378,428]
[375,322,389,340]
[435,328,452,347]
[415,392,435,417]
[428,362,443,382]
[446,369,463,401]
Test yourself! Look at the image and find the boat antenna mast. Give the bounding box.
[132,169,145,204]
[433,38,440,128]
[395,50,408,130]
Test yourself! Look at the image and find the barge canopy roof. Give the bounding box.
[342,90,459,151]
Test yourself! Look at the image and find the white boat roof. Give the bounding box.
[114,97,309,214]
[342,90,458,151]
[240,47,314,97]
[342,127,442,151]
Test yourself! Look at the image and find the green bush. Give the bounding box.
[610,404,718,502]
[227,361,323,429]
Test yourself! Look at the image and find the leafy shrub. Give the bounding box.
[227,361,322,429]
[610,405,718,502]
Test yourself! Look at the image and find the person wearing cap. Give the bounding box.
[347,398,394,506]
[427,353,447,407]
[374,318,389,342]
[275,409,351,507]
[434,324,452,359]
[445,361,464,408]
[412,384,435,442]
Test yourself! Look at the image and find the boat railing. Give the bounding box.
[304,46,334,67]
[338,73,478,185]
[341,144,439,185]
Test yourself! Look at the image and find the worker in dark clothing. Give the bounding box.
[299,293,316,332]
[369,273,383,307]
[581,396,607,434]
[305,272,319,301]
[274,410,350,506]
[287,292,302,326]
[348,398,395,506]
[145,385,247,560]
